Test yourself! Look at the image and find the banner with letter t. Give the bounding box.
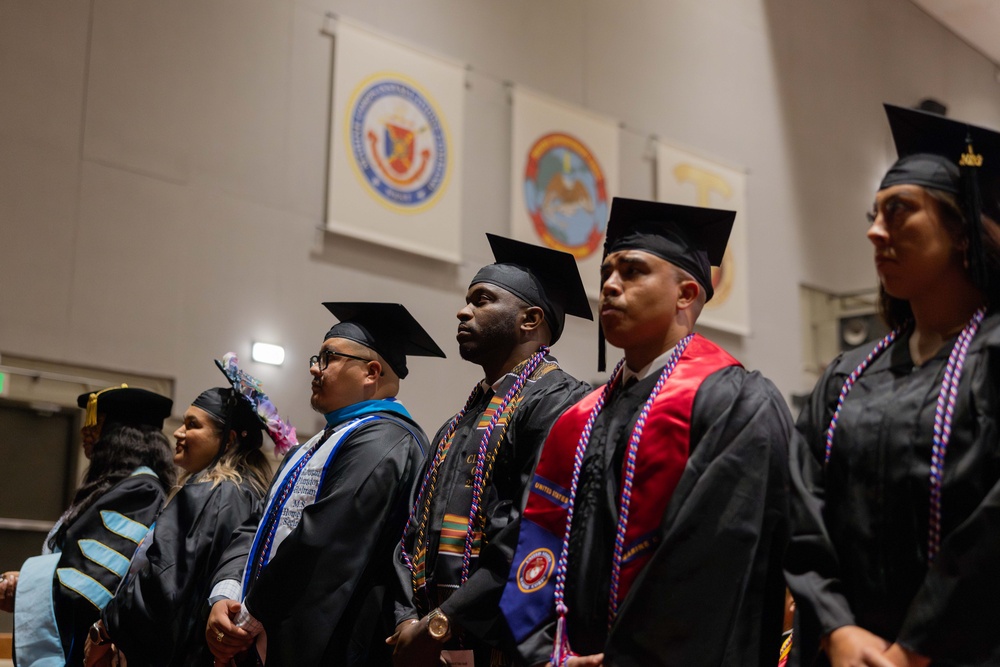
[656,141,750,335]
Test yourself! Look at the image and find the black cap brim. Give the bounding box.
[604,198,734,266]
[483,234,593,321]
[76,387,173,430]
[882,103,1000,219]
[322,302,446,379]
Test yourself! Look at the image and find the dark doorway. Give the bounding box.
[0,400,79,634]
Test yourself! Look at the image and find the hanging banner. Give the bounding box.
[327,20,465,263]
[510,88,619,296]
[656,141,750,335]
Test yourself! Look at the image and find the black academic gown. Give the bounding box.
[15,472,166,667]
[103,477,264,666]
[785,313,1000,666]
[518,366,793,667]
[212,413,427,667]
[394,364,589,665]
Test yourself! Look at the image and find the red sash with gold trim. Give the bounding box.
[500,335,740,641]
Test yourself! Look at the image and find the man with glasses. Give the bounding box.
[206,302,445,667]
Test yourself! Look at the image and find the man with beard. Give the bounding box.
[205,302,445,667]
[390,235,592,667]
[500,198,793,667]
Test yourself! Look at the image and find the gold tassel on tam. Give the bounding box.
[84,384,128,427]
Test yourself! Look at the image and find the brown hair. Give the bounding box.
[198,438,271,498]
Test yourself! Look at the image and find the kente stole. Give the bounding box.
[413,357,560,605]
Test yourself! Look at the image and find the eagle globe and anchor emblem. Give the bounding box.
[524,133,609,259]
[516,547,555,593]
[346,73,450,212]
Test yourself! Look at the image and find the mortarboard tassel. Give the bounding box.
[960,133,989,293]
[85,383,128,428]
[597,320,606,373]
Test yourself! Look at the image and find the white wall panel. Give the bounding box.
[67,162,189,370]
[83,0,200,183]
[0,0,89,152]
[285,5,336,222]
[0,137,80,350]
[187,0,294,210]
[3,0,1000,430]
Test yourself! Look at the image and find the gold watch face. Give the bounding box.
[428,613,449,639]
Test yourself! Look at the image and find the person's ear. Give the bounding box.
[222,429,238,454]
[366,359,384,381]
[676,279,701,311]
[520,305,545,333]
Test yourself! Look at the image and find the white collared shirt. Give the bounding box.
[621,345,677,385]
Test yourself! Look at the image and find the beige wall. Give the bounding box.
[2,0,999,438]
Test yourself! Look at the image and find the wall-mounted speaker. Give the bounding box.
[837,313,889,351]
[916,98,947,117]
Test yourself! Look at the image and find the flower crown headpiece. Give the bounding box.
[215,352,297,455]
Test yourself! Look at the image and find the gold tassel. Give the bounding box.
[85,384,128,427]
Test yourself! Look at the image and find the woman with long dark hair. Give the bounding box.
[786,105,1000,667]
[89,353,296,667]
[2,386,176,666]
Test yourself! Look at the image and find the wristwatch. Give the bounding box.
[426,607,451,642]
[89,621,111,646]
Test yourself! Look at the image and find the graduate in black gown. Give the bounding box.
[206,303,444,667]
[785,106,1000,667]
[500,198,793,667]
[390,235,592,667]
[3,386,176,667]
[91,354,294,666]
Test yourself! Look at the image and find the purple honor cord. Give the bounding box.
[551,334,694,666]
[460,346,550,583]
[400,347,551,604]
[928,308,984,560]
[823,307,985,563]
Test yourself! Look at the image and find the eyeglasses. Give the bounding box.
[309,349,372,371]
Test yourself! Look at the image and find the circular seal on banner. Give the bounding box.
[345,73,450,213]
[516,548,555,594]
[523,133,609,259]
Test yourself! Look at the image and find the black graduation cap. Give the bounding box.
[322,302,446,380]
[598,197,736,371]
[469,234,593,345]
[603,197,735,301]
[881,103,1000,295]
[76,385,173,431]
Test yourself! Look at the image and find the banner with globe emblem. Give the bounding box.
[327,20,464,263]
[510,88,619,297]
[656,141,750,335]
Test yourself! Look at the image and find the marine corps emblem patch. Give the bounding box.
[516,548,555,594]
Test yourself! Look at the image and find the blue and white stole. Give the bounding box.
[240,398,413,597]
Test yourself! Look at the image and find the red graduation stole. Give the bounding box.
[522,335,740,603]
